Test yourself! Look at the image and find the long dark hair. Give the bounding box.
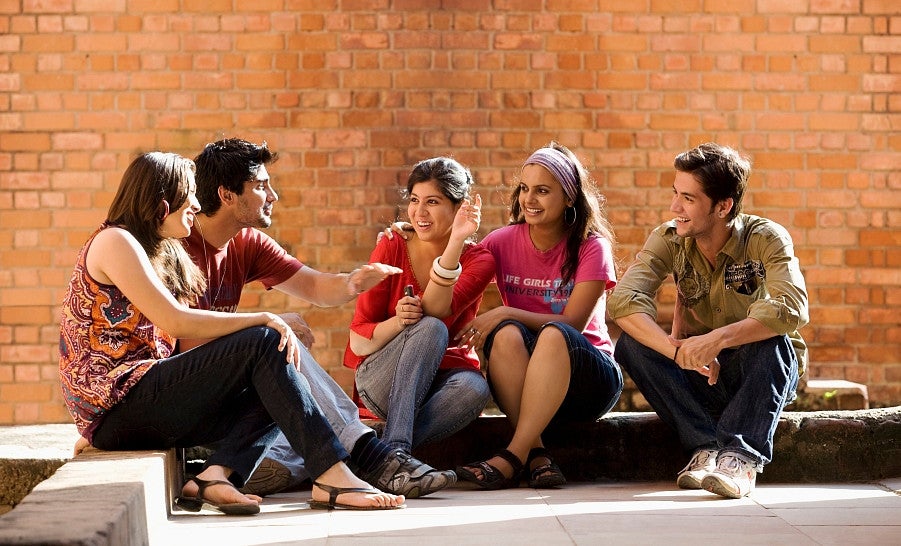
[106,152,206,304]
[509,142,615,289]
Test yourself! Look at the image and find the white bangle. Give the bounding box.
[432,256,462,280]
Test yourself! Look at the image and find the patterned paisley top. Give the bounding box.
[58,224,174,439]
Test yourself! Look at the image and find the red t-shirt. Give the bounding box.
[182,227,303,312]
[343,235,495,372]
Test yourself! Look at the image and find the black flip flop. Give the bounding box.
[175,477,261,516]
[307,481,405,510]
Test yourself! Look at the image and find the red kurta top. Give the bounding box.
[343,235,495,372]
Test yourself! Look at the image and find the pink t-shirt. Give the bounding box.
[182,228,303,312]
[480,223,617,353]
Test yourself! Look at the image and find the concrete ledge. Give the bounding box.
[1,407,898,544]
[408,407,901,483]
[802,379,870,410]
[0,424,80,512]
[0,447,176,546]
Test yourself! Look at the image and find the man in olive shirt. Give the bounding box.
[608,143,808,499]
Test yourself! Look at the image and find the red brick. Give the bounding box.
[1,3,900,421]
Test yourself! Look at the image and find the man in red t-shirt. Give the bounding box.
[181,137,456,499]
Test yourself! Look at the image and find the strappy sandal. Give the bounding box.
[527,447,566,488]
[307,481,405,511]
[456,448,524,490]
[175,477,261,515]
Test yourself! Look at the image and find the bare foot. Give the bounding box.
[312,462,404,508]
[73,437,90,456]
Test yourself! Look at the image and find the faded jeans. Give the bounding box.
[614,332,799,469]
[355,316,491,453]
[259,342,376,487]
[91,326,347,486]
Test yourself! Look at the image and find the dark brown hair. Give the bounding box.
[674,143,750,220]
[194,138,278,215]
[106,152,206,304]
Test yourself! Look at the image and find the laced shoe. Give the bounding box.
[363,449,456,499]
[676,449,718,490]
[701,452,757,499]
[240,457,293,497]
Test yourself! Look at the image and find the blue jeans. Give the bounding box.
[260,343,375,487]
[91,326,348,485]
[483,320,623,423]
[355,316,491,453]
[614,332,799,469]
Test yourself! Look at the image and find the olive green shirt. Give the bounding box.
[608,214,809,374]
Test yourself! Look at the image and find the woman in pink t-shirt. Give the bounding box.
[345,157,495,461]
[455,143,624,490]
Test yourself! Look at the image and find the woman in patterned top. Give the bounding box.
[59,152,403,514]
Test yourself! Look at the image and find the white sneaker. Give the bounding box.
[676,449,718,490]
[701,452,757,498]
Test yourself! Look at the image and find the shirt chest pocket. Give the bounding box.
[724,260,765,297]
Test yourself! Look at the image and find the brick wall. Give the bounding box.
[1,1,898,424]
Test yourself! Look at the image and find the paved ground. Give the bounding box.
[155,478,901,545]
[3,422,899,544]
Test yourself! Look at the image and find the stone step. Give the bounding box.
[800,379,869,410]
[0,423,180,546]
[2,407,899,543]
[408,408,900,483]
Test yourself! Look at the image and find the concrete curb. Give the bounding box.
[0,448,176,546]
[0,407,898,544]
[410,407,901,482]
[0,424,80,510]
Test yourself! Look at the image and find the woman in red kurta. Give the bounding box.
[344,157,495,457]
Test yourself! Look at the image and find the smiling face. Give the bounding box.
[160,176,200,239]
[670,170,731,240]
[408,178,457,243]
[517,164,571,228]
[233,164,278,229]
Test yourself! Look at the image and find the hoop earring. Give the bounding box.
[564,206,577,227]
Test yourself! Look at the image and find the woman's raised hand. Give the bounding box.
[452,193,482,241]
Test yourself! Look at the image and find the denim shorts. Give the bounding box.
[483,319,623,422]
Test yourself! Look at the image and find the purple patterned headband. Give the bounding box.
[522,147,579,203]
